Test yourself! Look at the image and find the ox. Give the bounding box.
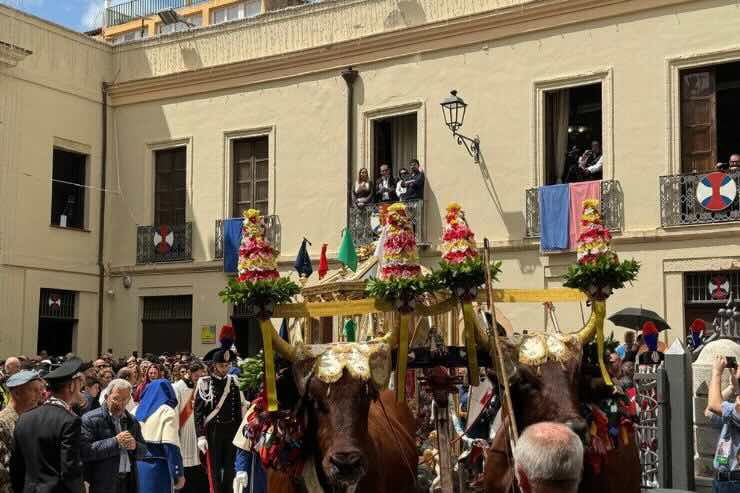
[478,301,641,493]
[254,322,418,493]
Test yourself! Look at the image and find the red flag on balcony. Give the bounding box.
[568,181,601,250]
[318,243,328,279]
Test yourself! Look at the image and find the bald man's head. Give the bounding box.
[514,422,583,493]
[4,357,21,376]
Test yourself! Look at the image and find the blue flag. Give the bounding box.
[538,184,570,252]
[279,318,289,342]
[294,238,313,278]
[224,218,243,273]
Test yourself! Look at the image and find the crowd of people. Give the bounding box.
[353,158,426,206]
[0,346,259,493]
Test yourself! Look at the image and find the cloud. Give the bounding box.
[80,0,104,30]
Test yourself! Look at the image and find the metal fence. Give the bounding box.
[659,170,740,227]
[106,0,210,27]
[136,223,192,264]
[214,216,281,260]
[634,363,669,489]
[348,199,426,247]
[524,180,623,238]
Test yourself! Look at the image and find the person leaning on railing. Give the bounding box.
[706,355,740,493]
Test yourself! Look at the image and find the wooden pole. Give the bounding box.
[483,238,518,442]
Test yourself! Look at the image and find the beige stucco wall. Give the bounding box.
[4,0,740,358]
[0,6,112,358]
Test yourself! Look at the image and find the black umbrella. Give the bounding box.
[608,307,671,332]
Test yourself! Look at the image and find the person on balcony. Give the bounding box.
[578,141,602,180]
[403,159,425,200]
[396,168,409,200]
[353,168,374,207]
[375,163,398,203]
[716,154,740,172]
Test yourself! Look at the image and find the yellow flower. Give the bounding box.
[387,203,407,214]
[244,208,261,220]
[446,202,462,212]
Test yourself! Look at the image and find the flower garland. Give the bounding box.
[379,203,422,280]
[563,200,639,300]
[441,202,478,265]
[238,209,280,282]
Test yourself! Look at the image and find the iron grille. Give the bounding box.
[684,271,740,303]
[106,0,209,27]
[142,295,192,321]
[136,222,193,264]
[214,215,281,260]
[39,289,76,319]
[659,170,740,227]
[524,180,623,238]
[348,199,426,247]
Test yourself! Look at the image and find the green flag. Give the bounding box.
[337,228,358,271]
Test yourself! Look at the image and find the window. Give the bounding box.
[112,27,147,44]
[157,13,202,34]
[684,271,740,339]
[680,61,740,173]
[51,148,87,229]
[211,0,260,24]
[154,147,187,225]
[38,289,76,356]
[142,296,192,354]
[232,136,268,217]
[544,83,603,185]
[372,113,417,178]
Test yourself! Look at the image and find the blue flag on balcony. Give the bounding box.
[538,184,570,252]
[294,238,313,278]
[223,218,243,274]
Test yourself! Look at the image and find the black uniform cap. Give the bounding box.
[43,358,83,384]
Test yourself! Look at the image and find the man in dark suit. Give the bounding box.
[403,159,425,200]
[11,358,85,493]
[374,163,398,203]
[81,378,146,493]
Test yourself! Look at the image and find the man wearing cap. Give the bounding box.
[11,359,85,493]
[0,371,44,493]
[194,332,245,493]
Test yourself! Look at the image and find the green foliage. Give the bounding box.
[365,276,430,302]
[431,257,502,297]
[219,277,301,308]
[563,256,640,293]
[238,351,264,392]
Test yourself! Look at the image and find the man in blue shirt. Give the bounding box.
[707,355,740,493]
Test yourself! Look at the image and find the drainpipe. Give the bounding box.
[97,82,109,356]
[341,67,358,228]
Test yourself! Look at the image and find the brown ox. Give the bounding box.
[259,325,418,493]
[478,301,641,493]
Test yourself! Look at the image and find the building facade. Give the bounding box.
[2,0,740,361]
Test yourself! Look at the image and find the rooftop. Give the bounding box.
[105,0,212,27]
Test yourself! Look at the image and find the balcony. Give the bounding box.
[660,171,740,227]
[136,223,192,264]
[525,180,623,238]
[214,216,281,260]
[105,0,209,27]
[349,199,427,247]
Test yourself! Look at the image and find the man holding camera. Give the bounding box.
[707,355,740,493]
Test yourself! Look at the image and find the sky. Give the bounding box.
[0,0,114,32]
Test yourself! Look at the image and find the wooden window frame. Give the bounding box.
[145,138,192,226]
[231,136,269,218]
[222,127,276,219]
[154,147,188,226]
[50,147,89,230]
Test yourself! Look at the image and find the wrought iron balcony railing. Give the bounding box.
[136,223,193,264]
[659,170,740,227]
[525,180,623,238]
[215,216,281,260]
[106,0,209,27]
[349,199,426,247]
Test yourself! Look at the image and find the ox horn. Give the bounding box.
[267,324,297,362]
[575,300,606,345]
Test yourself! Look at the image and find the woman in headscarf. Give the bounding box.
[135,379,186,492]
[133,364,162,402]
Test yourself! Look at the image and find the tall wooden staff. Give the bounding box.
[483,238,518,443]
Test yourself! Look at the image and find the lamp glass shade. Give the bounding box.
[441,90,467,132]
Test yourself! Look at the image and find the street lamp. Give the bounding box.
[440,90,481,164]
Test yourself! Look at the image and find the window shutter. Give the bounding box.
[681,68,716,173]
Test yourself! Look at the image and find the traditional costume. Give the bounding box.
[173,376,209,493]
[135,379,184,493]
[195,325,246,493]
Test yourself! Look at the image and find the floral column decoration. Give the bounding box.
[564,199,639,385]
[221,209,300,411]
[367,203,423,401]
